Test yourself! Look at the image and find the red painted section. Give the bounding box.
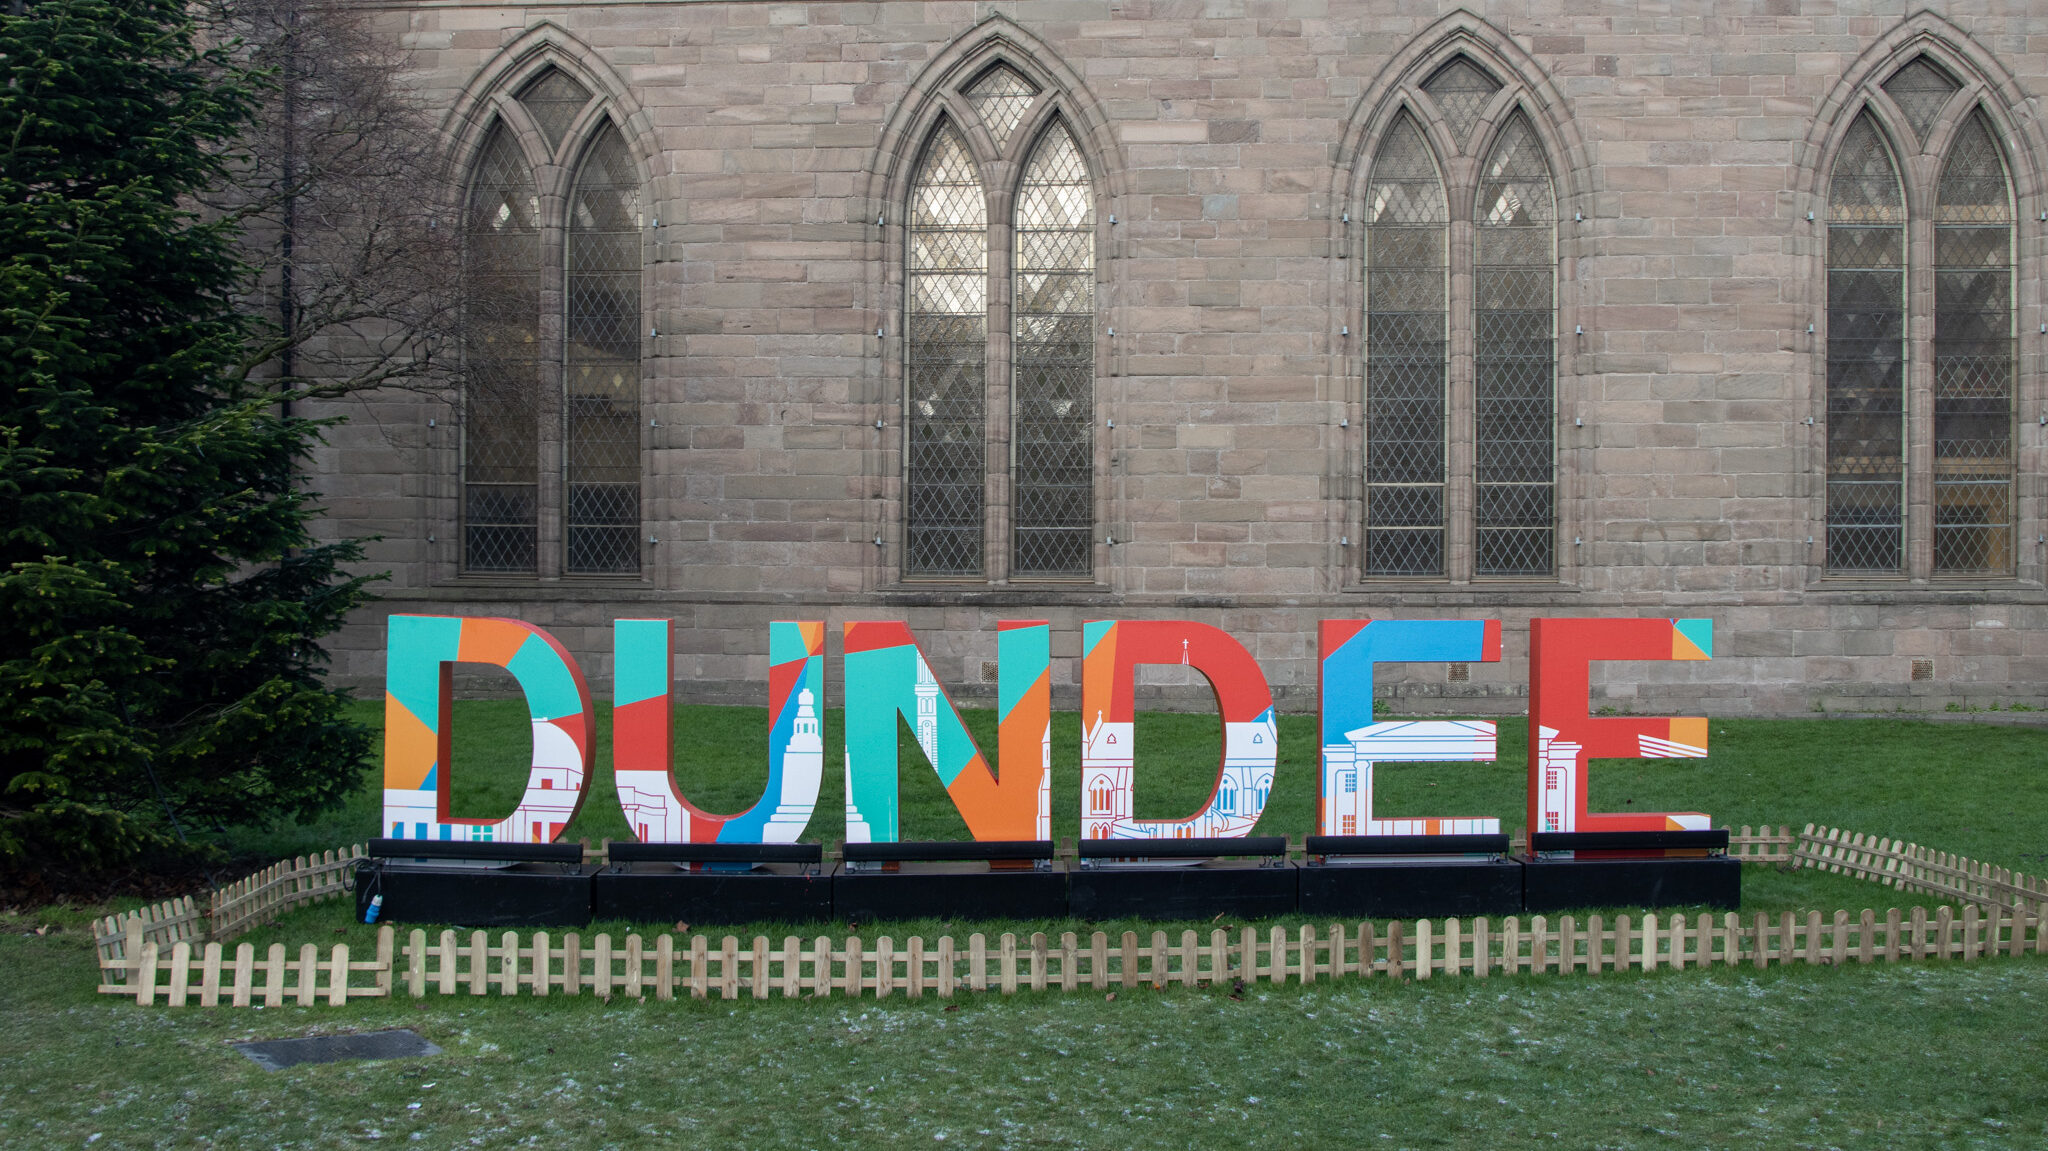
[843,620,912,654]
[612,696,670,774]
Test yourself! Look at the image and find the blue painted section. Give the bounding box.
[1322,620,1491,748]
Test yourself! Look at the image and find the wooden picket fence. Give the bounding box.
[106,902,2048,1006]
[90,847,364,974]
[90,823,2048,1006]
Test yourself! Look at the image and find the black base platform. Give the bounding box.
[1068,838,1296,920]
[832,863,1069,922]
[1068,860,1298,920]
[1520,830,1742,912]
[833,841,1068,923]
[592,842,831,925]
[1299,859,1525,918]
[357,843,598,928]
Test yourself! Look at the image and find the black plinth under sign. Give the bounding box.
[1297,834,1524,919]
[1068,837,1296,921]
[1519,830,1741,912]
[593,842,832,925]
[357,839,597,928]
[832,841,1067,923]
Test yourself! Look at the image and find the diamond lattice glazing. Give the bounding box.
[1881,58,1960,146]
[1013,124,1095,577]
[564,127,642,575]
[1471,113,1554,578]
[906,122,989,576]
[1933,112,2013,574]
[1826,113,1906,573]
[1363,114,1447,576]
[966,66,1038,153]
[1421,57,1501,150]
[518,69,592,152]
[463,124,540,573]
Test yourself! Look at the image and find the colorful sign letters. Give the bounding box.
[1080,621,1277,840]
[1318,620,1503,837]
[381,614,1718,847]
[612,619,825,844]
[383,615,594,843]
[842,621,1051,843]
[1529,617,1713,834]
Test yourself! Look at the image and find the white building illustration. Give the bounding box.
[615,685,825,843]
[1534,724,1580,833]
[1082,709,1276,840]
[765,687,825,841]
[1320,720,1498,837]
[384,717,583,843]
[913,658,941,765]
[1033,714,1052,841]
[844,751,874,843]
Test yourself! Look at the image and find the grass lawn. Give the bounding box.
[239,701,2048,871]
[9,706,2042,1147]
[5,910,2047,1148]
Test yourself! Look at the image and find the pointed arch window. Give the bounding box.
[459,68,646,577]
[1825,57,2015,577]
[903,65,1098,580]
[1361,56,1558,580]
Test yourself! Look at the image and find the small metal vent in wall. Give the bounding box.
[1447,662,1471,683]
[980,660,1001,684]
[1910,659,1934,682]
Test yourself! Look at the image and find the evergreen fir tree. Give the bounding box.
[0,0,376,878]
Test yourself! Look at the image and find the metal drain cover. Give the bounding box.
[233,1029,442,1072]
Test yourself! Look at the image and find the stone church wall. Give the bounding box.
[309,1,2048,715]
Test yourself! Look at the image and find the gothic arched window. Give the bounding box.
[459,68,645,577]
[903,64,1098,581]
[1361,56,1558,580]
[1825,57,2016,576]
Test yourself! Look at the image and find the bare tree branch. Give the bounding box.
[199,0,464,402]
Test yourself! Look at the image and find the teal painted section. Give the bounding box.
[1083,619,1114,657]
[613,619,669,707]
[997,625,1048,721]
[506,633,582,720]
[386,615,462,733]
[769,621,813,666]
[843,641,989,841]
[842,645,908,840]
[1676,618,1714,658]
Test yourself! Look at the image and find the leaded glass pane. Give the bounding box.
[1013,124,1094,577]
[564,126,642,575]
[1826,113,1905,573]
[1421,57,1501,151]
[463,124,540,573]
[1828,116,1907,224]
[906,122,988,576]
[518,69,592,152]
[1934,113,2013,575]
[1363,114,1446,577]
[1472,113,1555,578]
[1881,57,1959,146]
[966,65,1038,153]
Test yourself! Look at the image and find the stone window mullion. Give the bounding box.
[1447,205,1477,583]
[986,171,1015,584]
[1905,191,1937,579]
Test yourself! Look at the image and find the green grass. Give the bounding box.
[11,711,2046,1146]
[218,703,2048,873]
[5,911,2048,1148]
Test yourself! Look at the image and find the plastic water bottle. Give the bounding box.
[364,894,383,924]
